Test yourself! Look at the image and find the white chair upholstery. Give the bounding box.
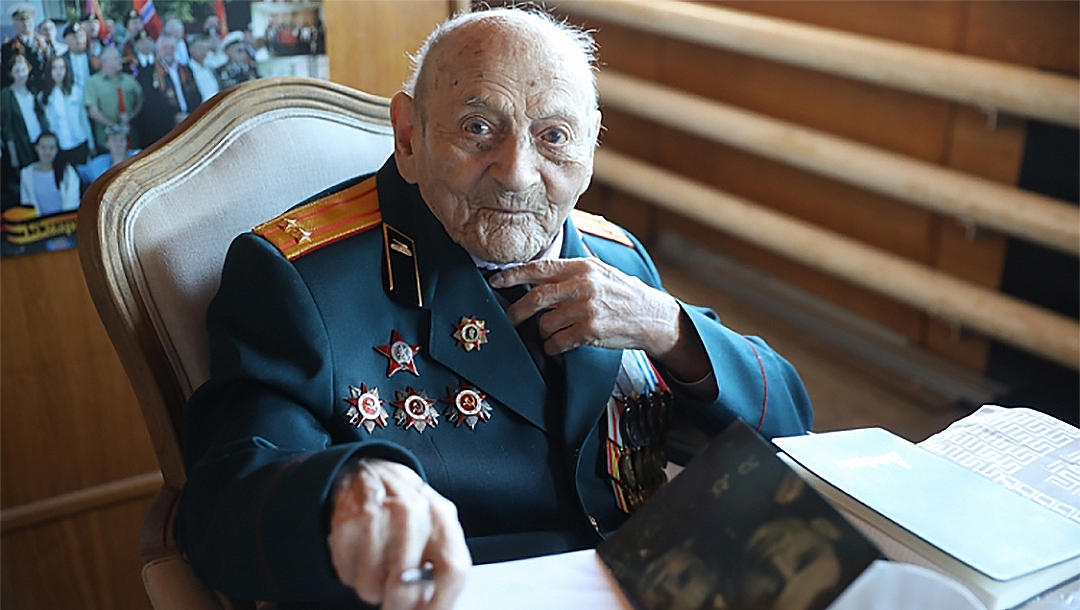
[79,77,394,610]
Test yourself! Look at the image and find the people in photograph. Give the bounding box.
[1,3,50,91]
[188,36,219,101]
[81,12,106,58]
[85,47,142,151]
[200,16,228,69]
[130,29,156,74]
[121,10,147,74]
[135,35,201,147]
[2,55,46,174]
[61,22,95,90]
[19,131,79,217]
[39,55,92,168]
[213,31,258,90]
[176,7,812,608]
[38,19,67,58]
[77,123,138,188]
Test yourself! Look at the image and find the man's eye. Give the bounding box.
[465,120,490,136]
[540,128,568,145]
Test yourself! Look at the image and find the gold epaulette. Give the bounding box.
[571,209,634,248]
[253,176,382,261]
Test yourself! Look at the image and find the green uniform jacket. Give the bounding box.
[176,157,813,607]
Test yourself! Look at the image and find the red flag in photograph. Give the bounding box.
[134,0,163,39]
[215,0,229,40]
[86,0,110,41]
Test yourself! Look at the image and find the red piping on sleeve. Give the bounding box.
[743,338,768,432]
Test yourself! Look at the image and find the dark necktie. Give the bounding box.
[482,269,565,397]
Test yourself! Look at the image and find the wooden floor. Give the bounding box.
[657,261,972,443]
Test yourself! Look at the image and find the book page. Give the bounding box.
[919,405,1080,523]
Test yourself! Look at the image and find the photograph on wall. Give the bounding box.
[1,0,327,257]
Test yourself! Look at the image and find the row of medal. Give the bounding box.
[345,328,493,434]
[605,350,674,514]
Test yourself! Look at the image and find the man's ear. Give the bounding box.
[390,91,419,184]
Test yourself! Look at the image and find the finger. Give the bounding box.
[330,464,389,602]
[379,485,432,610]
[418,487,471,609]
[489,258,582,290]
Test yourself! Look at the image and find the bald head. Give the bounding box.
[406,9,597,117]
[389,7,603,264]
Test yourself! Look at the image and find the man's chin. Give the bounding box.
[461,233,546,265]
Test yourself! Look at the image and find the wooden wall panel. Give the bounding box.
[566,2,1078,372]
[1,248,158,609]
[0,250,157,507]
[324,0,455,97]
[1,499,153,610]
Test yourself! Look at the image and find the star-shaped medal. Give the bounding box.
[452,316,489,351]
[392,387,438,433]
[374,330,421,377]
[344,383,388,433]
[443,382,492,430]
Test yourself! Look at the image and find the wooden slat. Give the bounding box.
[1,472,163,534]
[593,149,1080,369]
[562,0,1080,127]
[598,71,1080,256]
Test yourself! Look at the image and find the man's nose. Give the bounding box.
[490,133,541,193]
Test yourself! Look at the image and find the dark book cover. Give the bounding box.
[598,420,880,610]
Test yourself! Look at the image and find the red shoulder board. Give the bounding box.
[571,209,635,248]
[253,175,381,261]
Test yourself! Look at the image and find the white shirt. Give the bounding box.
[189,60,219,100]
[68,53,90,89]
[137,52,155,68]
[12,88,42,144]
[42,86,92,149]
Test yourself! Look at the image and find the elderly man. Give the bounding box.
[84,46,142,150]
[177,7,812,610]
[1,3,50,90]
[135,35,201,146]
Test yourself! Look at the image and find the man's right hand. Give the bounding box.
[328,459,471,610]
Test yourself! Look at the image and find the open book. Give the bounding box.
[774,412,1080,610]
[597,419,880,610]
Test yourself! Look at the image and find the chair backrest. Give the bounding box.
[79,77,394,486]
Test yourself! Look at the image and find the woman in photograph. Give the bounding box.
[20,131,79,217]
[1,54,46,206]
[2,54,46,169]
[39,55,92,167]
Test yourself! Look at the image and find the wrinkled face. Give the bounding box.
[50,57,66,83]
[35,136,58,163]
[393,18,599,264]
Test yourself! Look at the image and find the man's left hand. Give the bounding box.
[490,259,710,382]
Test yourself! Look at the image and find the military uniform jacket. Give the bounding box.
[176,157,813,606]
